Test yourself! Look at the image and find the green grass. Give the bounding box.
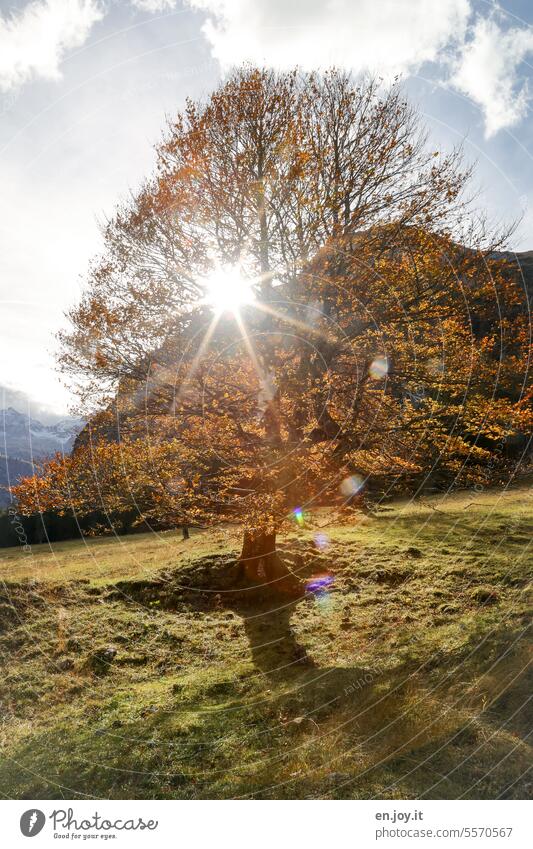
[0,483,531,799]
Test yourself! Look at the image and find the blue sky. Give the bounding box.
[0,0,532,415]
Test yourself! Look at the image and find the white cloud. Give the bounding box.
[451,17,533,138]
[188,0,533,137]
[0,0,103,92]
[131,0,178,11]
[0,383,71,423]
[187,0,471,76]
[2,0,533,140]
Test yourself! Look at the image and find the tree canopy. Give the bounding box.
[14,68,532,590]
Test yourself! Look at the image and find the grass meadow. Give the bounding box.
[0,483,531,799]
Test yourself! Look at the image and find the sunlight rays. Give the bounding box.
[172,313,219,408]
[253,299,332,342]
[175,262,331,407]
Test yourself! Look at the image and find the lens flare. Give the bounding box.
[314,532,330,550]
[369,355,389,379]
[293,507,305,525]
[427,357,445,374]
[306,573,334,610]
[340,474,364,497]
[306,574,334,593]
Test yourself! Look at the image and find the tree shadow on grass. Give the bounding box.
[3,603,530,800]
[232,595,316,678]
[3,550,531,800]
[221,588,399,734]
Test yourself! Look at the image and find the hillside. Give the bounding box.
[499,249,533,298]
[0,484,531,800]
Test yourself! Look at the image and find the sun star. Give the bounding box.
[203,264,256,315]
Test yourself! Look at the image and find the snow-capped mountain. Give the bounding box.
[0,408,84,508]
[0,407,83,461]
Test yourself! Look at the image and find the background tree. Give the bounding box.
[13,438,210,540]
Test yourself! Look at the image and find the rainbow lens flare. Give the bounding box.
[306,574,334,594]
[293,507,305,525]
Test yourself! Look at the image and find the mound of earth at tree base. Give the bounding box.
[105,541,335,606]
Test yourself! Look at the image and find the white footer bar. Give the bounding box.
[2,799,530,848]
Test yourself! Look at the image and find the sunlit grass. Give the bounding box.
[0,482,530,799]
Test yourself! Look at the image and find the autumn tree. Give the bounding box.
[13,437,211,540]
[16,68,531,591]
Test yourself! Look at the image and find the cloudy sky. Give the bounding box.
[1,0,533,418]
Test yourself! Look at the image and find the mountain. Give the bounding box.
[0,407,83,461]
[0,408,83,508]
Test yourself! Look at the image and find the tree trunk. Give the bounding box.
[182,525,190,541]
[238,530,301,595]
